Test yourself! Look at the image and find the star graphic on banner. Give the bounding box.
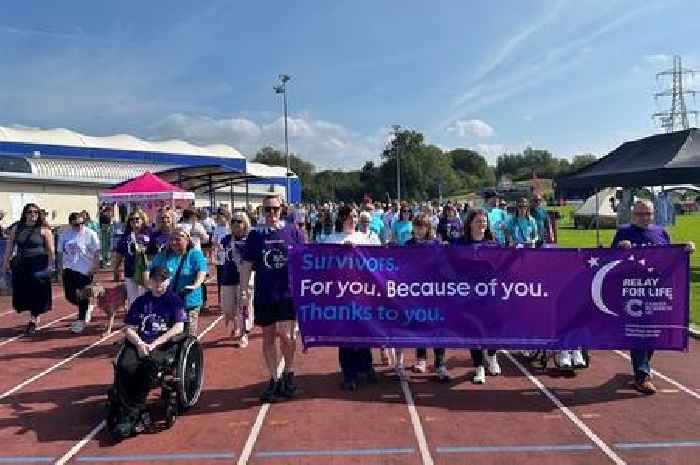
[648,267,654,273]
[587,256,600,268]
[639,258,646,266]
[628,255,636,261]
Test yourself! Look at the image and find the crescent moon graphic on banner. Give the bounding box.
[591,259,621,317]
[263,250,273,269]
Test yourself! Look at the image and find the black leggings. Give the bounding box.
[470,349,496,367]
[339,347,373,382]
[116,341,178,417]
[62,269,93,320]
[415,348,446,368]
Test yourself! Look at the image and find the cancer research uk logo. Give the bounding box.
[587,253,674,325]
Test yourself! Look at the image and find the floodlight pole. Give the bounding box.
[275,74,291,204]
[392,124,401,204]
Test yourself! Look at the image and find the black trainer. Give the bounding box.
[24,322,37,335]
[261,378,279,402]
[279,372,297,398]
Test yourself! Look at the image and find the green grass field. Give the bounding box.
[556,212,700,325]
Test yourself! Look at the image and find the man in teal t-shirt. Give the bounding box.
[484,192,508,245]
[530,193,552,245]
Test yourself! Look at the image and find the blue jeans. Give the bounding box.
[631,349,654,383]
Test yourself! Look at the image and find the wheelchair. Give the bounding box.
[106,334,204,437]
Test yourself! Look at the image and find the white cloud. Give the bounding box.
[150,113,385,170]
[446,119,495,138]
[644,54,672,66]
[476,143,506,163]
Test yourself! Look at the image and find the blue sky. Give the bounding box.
[1,0,699,169]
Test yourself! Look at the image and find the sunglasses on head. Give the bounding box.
[264,206,281,213]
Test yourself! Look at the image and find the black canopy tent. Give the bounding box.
[557,128,700,245]
[558,129,700,190]
[155,164,258,210]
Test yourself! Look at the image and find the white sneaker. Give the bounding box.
[487,353,501,376]
[558,350,572,369]
[572,350,586,368]
[85,305,94,323]
[436,365,450,381]
[413,359,427,373]
[473,366,486,384]
[71,320,86,334]
[239,334,249,348]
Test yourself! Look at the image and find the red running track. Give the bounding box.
[1,277,699,465]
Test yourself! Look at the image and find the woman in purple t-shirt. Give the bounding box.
[407,214,449,381]
[460,209,502,384]
[113,208,151,308]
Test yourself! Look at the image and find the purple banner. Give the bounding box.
[288,244,690,350]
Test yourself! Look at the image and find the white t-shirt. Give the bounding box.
[212,225,231,265]
[323,231,381,246]
[58,227,100,275]
[178,222,209,250]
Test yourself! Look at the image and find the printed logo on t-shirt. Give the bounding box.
[262,243,288,270]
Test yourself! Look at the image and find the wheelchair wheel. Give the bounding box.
[176,336,204,411]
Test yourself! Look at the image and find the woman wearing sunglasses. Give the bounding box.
[219,212,252,346]
[59,212,101,333]
[113,209,151,307]
[2,203,55,335]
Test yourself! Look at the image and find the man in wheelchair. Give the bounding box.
[109,266,188,439]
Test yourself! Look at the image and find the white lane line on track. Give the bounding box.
[399,376,435,465]
[0,330,118,401]
[612,350,700,400]
[53,315,224,465]
[504,351,627,465]
[236,358,285,465]
[0,312,78,348]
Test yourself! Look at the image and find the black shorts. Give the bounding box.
[254,298,296,327]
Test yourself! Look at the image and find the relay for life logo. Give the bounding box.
[588,252,674,321]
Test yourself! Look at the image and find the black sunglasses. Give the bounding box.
[264,206,281,213]
[232,219,244,224]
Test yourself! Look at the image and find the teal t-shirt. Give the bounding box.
[531,207,550,241]
[487,207,509,245]
[508,216,539,244]
[150,248,208,309]
[392,221,413,245]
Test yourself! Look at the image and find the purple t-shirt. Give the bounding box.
[220,234,247,286]
[124,290,187,344]
[459,237,502,248]
[438,217,463,242]
[243,223,304,305]
[147,230,170,257]
[115,229,151,278]
[611,224,670,248]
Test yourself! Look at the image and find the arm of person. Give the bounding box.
[87,233,101,276]
[42,227,55,270]
[147,321,184,351]
[1,226,16,272]
[238,260,253,303]
[182,250,208,291]
[183,271,207,291]
[123,325,150,357]
[196,223,210,245]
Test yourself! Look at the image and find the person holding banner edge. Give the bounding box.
[323,204,381,391]
[239,195,305,402]
[407,213,449,381]
[459,209,502,384]
[612,199,695,395]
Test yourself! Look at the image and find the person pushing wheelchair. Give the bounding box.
[110,265,187,438]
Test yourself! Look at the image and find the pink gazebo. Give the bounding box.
[98,172,195,221]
